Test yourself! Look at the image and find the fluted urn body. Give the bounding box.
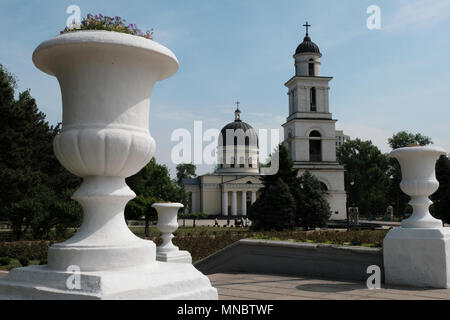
[390,146,446,229]
[32,31,179,271]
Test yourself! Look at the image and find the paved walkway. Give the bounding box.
[208,273,450,300]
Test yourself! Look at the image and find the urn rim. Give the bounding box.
[152,203,184,208]
[32,30,179,80]
[390,146,446,159]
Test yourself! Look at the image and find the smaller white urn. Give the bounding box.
[390,146,446,228]
[153,203,192,264]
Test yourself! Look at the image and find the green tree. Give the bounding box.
[388,131,433,217]
[175,163,196,210]
[176,163,196,185]
[293,171,331,230]
[126,158,183,236]
[248,178,296,231]
[255,144,330,229]
[387,131,432,149]
[260,144,298,191]
[431,155,450,224]
[0,65,82,239]
[337,139,390,217]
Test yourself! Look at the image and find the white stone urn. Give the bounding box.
[0,31,218,299]
[384,145,450,288]
[31,31,179,272]
[153,203,192,263]
[390,146,446,228]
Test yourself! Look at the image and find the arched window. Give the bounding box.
[309,59,315,76]
[309,130,322,162]
[310,130,321,137]
[310,87,317,112]
[320,182,328,191]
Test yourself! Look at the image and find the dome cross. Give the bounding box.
[303,21,311,36]
[235,101,242,121]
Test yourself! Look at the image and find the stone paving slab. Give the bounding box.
[208,273,450,300]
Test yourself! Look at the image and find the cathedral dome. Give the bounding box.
[217,104,259,174]
[219,108,258,147]
[295,35,321,55]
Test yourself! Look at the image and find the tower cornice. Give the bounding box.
[285,76,333,87]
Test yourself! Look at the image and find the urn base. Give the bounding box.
[384,227,450,288]
[0,263,218,300]
[156,250,192,264]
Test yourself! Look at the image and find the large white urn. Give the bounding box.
[0,31,217,299]
[390,146,445,228]
[384,145,450,288]
[32,31,179,271]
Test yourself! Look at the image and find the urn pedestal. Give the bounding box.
[383,146,449,288]
[0,31,217,300]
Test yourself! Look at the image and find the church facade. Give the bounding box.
[184,25,347,220]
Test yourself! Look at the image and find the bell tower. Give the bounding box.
[283,22,347,221]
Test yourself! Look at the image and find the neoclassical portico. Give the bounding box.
[222,180,261,216]
[185,175,263,216]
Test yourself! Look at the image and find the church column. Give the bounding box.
[191,192,196,213]
[251,191,257,204]
[222,190,228,216]
[232,191,237,216]
[242,191,247,216]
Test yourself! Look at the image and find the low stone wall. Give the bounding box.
[195,239,384,282]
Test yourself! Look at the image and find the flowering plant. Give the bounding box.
[61,14,153,40]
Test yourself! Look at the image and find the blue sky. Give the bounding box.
[1,0,450,176]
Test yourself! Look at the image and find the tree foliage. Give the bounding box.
[250,145,329,230]
[260,144,298,191]
[0,65,82,240]
[175,163,197,210]
[387,131,432,149]
[293,172,331,230]
[431,155,450,224]
[248,178,296,231]
[337,139,390,216]
[126,158,183,236]
[176,163,196,185]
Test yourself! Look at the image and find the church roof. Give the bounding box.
[295,35,321,55]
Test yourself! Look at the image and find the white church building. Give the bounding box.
[184,24,347,220]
